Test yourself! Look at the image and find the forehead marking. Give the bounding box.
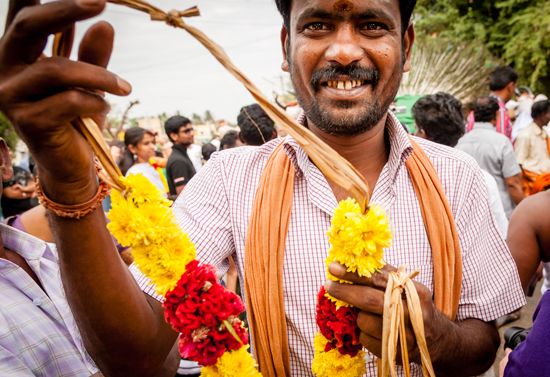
[333,0,354,12]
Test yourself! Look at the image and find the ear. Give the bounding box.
[402,24,415,73]
[280,25,290,72]
[127,145,138,155]
[0,139,13,181]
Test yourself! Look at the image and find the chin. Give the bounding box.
[304,101,387,136]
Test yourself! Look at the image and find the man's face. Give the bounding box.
[281,0,413,136]
[172,124,195,146]
[540,109,550,126]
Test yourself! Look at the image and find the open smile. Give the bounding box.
[318,78,371,100]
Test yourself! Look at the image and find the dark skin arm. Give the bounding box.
[326,263,500,377]
[504,174,525,205]
[0,1,178,376]
[507,191,550,293]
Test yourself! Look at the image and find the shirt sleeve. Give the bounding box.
[130,153,234,300]
[454,167,525,322]
[168,160,194,187]
[501,139,522,178]
[513,132,530,168]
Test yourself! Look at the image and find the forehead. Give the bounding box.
[290,0,401,21]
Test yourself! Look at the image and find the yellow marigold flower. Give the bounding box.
[107,174,196,295]
[311,332,366,377]
[326,198,391,279]
[201,346,262,377]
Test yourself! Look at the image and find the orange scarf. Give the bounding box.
[244,139,462,376]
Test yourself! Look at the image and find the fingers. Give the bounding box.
[328,262,396,289]
[9,89,109,135]
[325,280,385,314]
[0,57,131,102]
[359,332,382,358]
[357,311,383,340]
[2,0,106,66]
[6,0,39,32]
[78,21,114,68]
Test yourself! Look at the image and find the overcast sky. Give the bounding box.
[0,1,290,122]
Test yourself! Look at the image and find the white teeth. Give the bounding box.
[344,81,351,90]
[337,81,345,90]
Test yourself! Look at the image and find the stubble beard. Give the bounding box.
[290,62,403,136]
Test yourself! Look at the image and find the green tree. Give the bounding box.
[415,0,550,93]
[0,112,18,150]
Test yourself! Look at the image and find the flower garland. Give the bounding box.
[312,198,392,377]
[107,174,261,376]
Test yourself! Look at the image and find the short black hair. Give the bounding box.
[237,104,276,146]
[531,100,550,120]
[201,143,217,161]
[220,130,240,150]
[489,66,518,91]
[412,92,465,147]
[274,0,417,34]
[164,115,191,142]
[473,96,500,123]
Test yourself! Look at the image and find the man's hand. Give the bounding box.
[325,262,500,376]
[325,262,440,364]
[0,0,131,203]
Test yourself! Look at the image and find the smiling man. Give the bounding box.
[0,0,525,377]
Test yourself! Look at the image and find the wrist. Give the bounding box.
[37,165,99,206]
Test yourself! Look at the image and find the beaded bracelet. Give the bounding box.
[36,174,110,219]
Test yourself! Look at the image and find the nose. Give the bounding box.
[324,25,364,66]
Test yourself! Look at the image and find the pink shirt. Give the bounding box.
[466,95,512,140]
[132,113,524,376]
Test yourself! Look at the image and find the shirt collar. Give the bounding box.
[0,223,52,262]
[473,122,496,131]
[284,110,412,184]
[530,122,545,136]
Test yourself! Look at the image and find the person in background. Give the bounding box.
[164,116,196,199]
[466,66,518,140]
[413,92,509,237]
[499,190,550,377]
[514,99,550,177]
[457,96,524,218]
[119,127,167,195]
[201,143,217,163]
[237,103,278,146]
[1,162,38,218]
[0,137,102,376]
[219,130,242,150]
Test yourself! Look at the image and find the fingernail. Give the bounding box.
[328,262,346,276]
[116,76,132,94]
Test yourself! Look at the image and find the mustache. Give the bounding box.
[310,64,380,90]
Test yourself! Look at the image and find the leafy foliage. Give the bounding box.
[415,0,550,93]
[0,112,19,150]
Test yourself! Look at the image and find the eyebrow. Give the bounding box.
[297,7,396,25]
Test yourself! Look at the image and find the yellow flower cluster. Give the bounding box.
[201,346,262,377]
[311,332,366,377]
[326,198,391,280]
[107,174,196,295]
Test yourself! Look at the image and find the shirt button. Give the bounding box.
[33,297,44,306]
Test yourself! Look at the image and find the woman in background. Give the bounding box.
[119,127,167,195]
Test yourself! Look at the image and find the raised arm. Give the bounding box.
[0,1,177,375]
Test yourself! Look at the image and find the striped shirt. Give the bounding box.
[0,223,98,376]
[132,112,525,376]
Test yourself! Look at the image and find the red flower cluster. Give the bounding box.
[316,286,362,356]
[164,260,248,366]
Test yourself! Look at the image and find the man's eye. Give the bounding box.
[361,22,387,31]
[305,22,331,31]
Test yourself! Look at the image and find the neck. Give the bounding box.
[136,157,148,164]
[306,114,389,197]
[534,120,545,128]
[491,91,507,103]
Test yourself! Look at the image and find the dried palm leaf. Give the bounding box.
[399,39,497,103]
